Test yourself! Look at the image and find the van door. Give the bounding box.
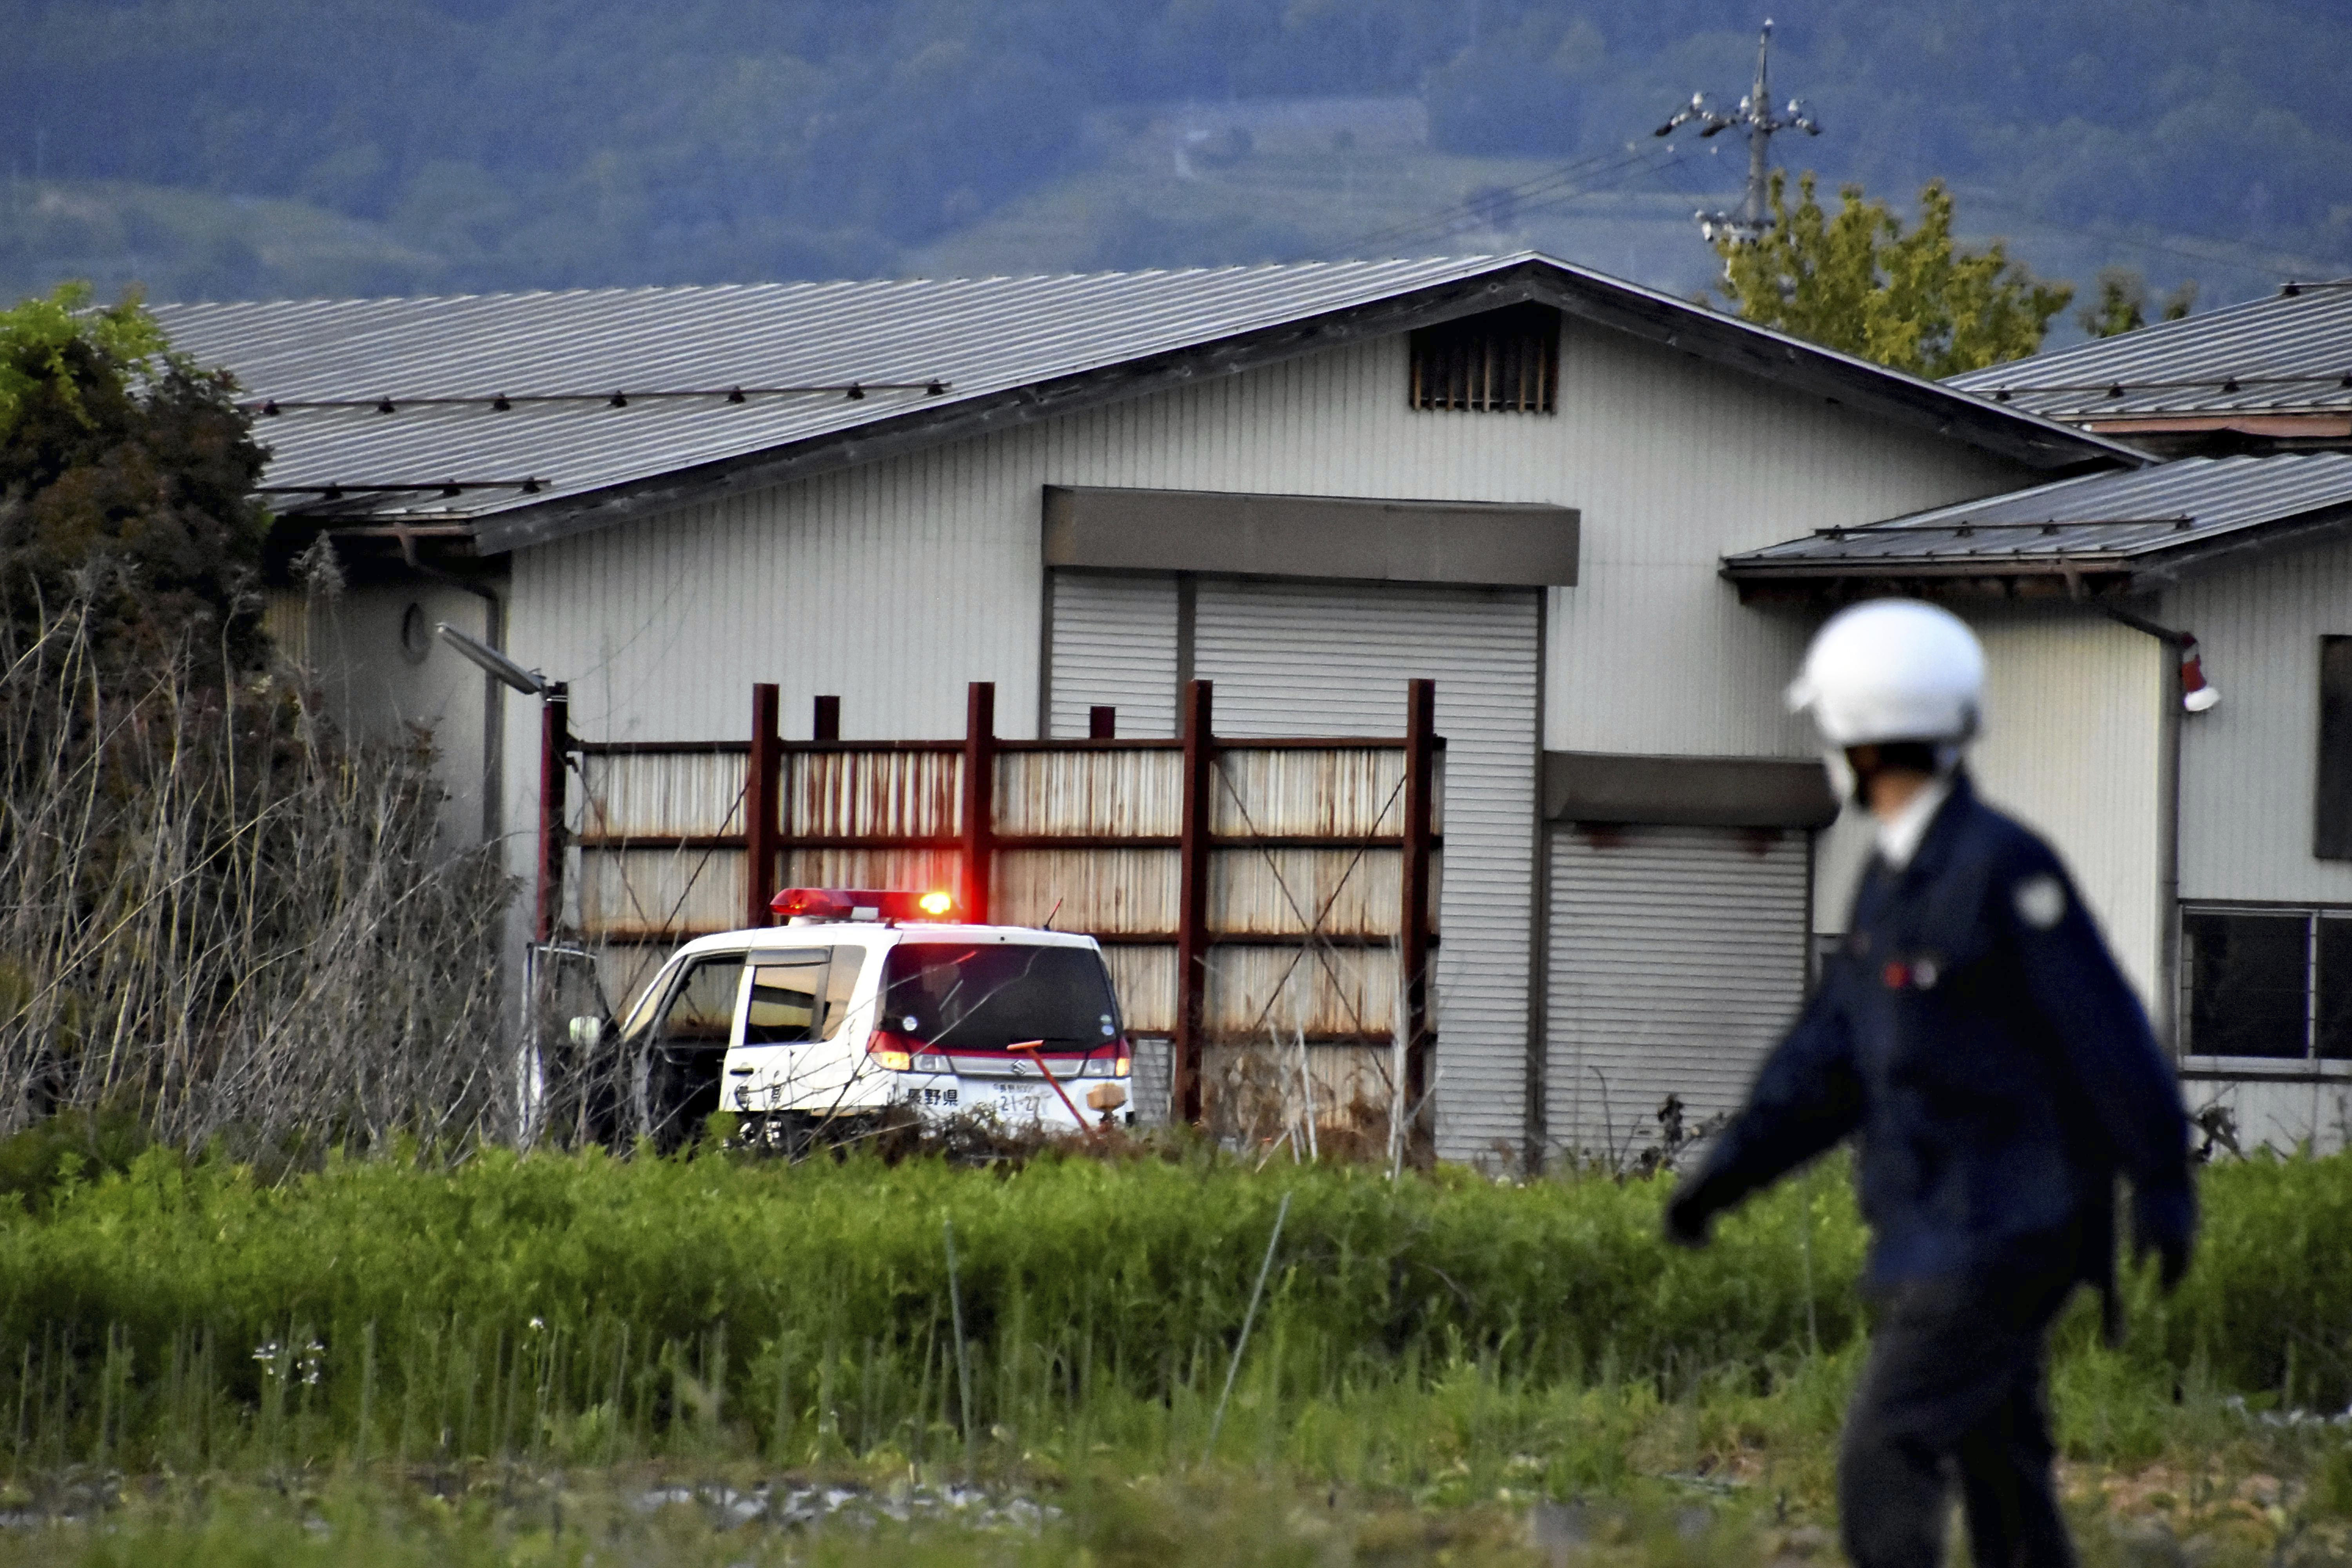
[635,950,744,1152]
[727,946,871,1115]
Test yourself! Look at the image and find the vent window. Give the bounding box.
[2181,906,2352,1062]
[2318,636,2352,859]
[1409,303,1559,414]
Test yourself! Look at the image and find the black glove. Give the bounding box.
[2133,1181,2196,1294]
[1663,1180,1716,1250]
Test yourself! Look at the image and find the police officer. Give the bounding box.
[1664,599,2194,1568]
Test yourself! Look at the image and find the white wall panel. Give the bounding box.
[2163,534,2352,906]
[285,581,500,851]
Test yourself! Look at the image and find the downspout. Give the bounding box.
[2100,605,2191,1056]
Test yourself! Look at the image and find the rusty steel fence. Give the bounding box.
[535,679,1444,1136]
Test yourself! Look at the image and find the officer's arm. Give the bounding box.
[1666,978,1861,1243]
[2005,850,2196,1278]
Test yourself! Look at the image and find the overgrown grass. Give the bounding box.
[1,1139,2348,1496]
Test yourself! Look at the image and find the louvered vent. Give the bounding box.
[1409,303,1560,414]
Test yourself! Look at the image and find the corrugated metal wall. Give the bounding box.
[1046,573,1180,738]
[275,581,499,853]
[1188,579,1537,1159]
[503,315,2042,1155]
[1546,824,1810,1162]
[2163,534,2352,905]
[1968,608,2167,1003]
[506,326,2029,755]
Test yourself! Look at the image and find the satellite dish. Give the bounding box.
[436,622,549,696]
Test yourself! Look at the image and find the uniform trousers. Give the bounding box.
[1838,1270,2077,1568]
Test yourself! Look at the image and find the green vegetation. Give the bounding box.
[0,1142,2345,1558]
[1714,176,2074,376]
[0,1144,2347,1481]
[0,292,510,1156]
[0,283,266,677]
[2080,266,2201,339]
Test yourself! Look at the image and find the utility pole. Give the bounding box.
[1653,18,1819,245]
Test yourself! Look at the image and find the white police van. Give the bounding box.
[592,888,1132,1150]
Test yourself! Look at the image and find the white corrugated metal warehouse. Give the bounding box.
[173,251,2299,1165]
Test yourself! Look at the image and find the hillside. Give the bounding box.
[3,0,2345,312]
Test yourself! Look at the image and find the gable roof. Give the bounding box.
[1947,279,2352,432]
[153,253,2140,557]
[1722,451,2352,599]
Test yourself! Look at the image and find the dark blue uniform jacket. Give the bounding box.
[1681,772,2193,1296]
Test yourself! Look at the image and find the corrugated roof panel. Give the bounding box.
[1947,281,2352,421]
[161,259,1506,526]
[1726,451,2352,575]
[153,252,2132,539]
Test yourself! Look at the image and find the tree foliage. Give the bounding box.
[1713,174,2073,377]
[0,283,271,682]
[2079,266,2200,339]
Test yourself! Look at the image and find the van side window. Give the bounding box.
[742,949,829,1045]
[820,947,864,1040]
[655,955,743,1049]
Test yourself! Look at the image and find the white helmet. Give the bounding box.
[1787,599,1985,747]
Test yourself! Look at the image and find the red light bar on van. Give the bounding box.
[769,887,957,923]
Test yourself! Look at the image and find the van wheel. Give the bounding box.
[741,1112,821,1160]
[635,1049,700,1154]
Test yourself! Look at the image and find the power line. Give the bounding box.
[1958,195,2345,285]
[1323,145,1683,258]
[1326,145,1644,255]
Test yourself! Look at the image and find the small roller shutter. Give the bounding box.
[1545,824,1810,1163]
[1194,577,1541,1161]
[1046,572,1179,739]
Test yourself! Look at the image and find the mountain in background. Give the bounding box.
[4,0,2345,318]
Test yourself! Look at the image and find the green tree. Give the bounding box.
[1714,174,2074,377]
[0,283,271,682]
[2079,266,2200,338]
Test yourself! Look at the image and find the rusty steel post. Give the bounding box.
[812,693,840,742]
[1173,679,1215,1125]
[960,682,996,924]
[1088,705,1116,739]
[746,683,781,928]
[535,683,570,943]
[1399,678,1438,1149]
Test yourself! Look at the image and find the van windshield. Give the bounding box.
[878,943,1120,1051]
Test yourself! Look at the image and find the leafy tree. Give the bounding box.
[0,283,271,682]
[1713,174,2074,377]
[2079,266,2200,338]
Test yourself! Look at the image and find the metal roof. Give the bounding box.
[151,253,2136,555]
[1722,452,2352,592]
[1946,280,2352,425]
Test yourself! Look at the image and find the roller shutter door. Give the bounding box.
[1194,578,1541,1161]
[1545,824,1810,1164]
[1045,572,1179,739]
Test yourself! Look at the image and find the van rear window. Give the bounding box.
[878,943,1119,1051]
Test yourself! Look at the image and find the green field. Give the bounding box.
[0,1132,2347,1563]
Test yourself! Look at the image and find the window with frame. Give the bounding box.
[2180,907,2352,1063]
[1408,303,1560,413]
[2316,637,2352,860]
